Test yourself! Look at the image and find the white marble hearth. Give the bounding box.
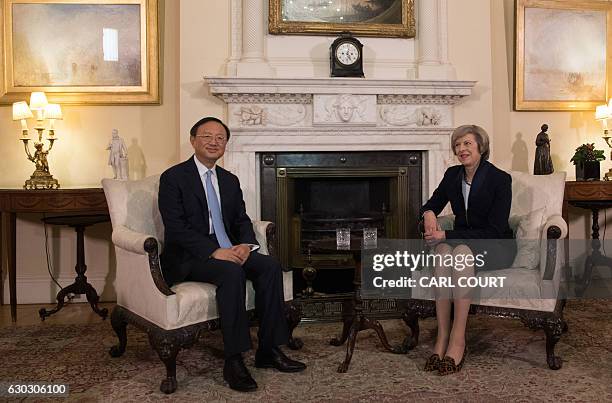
[205,77,476,219]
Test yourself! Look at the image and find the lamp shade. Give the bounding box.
[12,101,33,120]
[596,104,610,120]
[44,104,63,120]
[29,91,48,110]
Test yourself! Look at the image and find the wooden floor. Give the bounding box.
[0,302,115,327]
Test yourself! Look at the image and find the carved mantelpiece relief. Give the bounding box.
[313,94,377,126]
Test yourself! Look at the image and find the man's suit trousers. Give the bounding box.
[185,251,289,357]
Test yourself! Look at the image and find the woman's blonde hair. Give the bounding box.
[450,125,490,161]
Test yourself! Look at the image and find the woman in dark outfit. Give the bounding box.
[420,125,516,375]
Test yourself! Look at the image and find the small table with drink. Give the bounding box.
[310,227,405,373]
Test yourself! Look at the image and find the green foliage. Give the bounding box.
[570,143,605,165]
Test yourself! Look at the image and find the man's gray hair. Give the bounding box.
[450,124,490,161]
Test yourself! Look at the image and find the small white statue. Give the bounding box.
[107,129,129,180]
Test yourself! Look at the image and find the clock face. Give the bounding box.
[335,42,360,66]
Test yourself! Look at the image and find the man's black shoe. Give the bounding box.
[255,346,306,372]
[223,356,258,392]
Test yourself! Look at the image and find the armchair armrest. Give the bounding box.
[540,215,567,281]
[542,215,567,239]
[112,224,158,255]
[253,220,274,256]
[418,214,455,233]
[252,221,289,272]
[112,224,173,296]
[437,215,456,231]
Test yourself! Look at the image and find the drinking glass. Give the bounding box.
[363,227,377,248]
[336,227,351,249]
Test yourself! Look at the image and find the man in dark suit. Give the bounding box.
[158,117,305,392]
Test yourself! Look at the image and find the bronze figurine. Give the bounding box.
[534,124,554,175]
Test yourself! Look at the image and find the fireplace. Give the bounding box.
[260,151,421,319]
[206,76,475,320]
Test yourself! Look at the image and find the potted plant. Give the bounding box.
[570,143,605,181]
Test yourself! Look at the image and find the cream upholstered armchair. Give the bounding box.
[102,175,302,394]
[404,171,568,369]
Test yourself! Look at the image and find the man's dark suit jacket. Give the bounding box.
[420,159,514,240]
[158,157,258,286]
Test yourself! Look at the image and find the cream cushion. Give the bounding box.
[509,207,545,270]
[103,175,293,331]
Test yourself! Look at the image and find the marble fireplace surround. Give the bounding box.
[206,77,476,219]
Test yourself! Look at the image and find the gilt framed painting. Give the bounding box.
[269,0,415,38]
[515,0,611,111]
[0,0,159,105]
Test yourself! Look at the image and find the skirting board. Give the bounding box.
[2,275,115,305]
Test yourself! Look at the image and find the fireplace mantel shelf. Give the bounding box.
[206,76,476,100]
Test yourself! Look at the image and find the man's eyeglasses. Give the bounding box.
[194,133,227,144]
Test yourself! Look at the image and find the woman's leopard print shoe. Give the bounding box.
[438,348,467,376]
[424,354,442,372]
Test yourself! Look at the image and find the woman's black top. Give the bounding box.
[421,160,514,240]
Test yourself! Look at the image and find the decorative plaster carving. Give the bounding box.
[205,78,475,104]
[377,94,463,105]
[417,0,439,64]
[379,106,444,127]
[313,94,376,125]
[266,104,308,126]
[226,0,242,76]
[236,106,265,125]
[232,104,308,127]
[218,93,312,104]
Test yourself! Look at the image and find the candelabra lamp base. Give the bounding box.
[24,169,60,189]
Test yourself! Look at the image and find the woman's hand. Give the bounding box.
[423,210,438,234]
[424,229,446,246]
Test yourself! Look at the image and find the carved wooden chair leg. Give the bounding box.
[400,312,420,352]
[149,332,181,394]
[109,306,128,358]
[285,300,304,350]
[543,317,564,370]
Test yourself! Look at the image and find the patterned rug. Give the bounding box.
[1,299,611,402]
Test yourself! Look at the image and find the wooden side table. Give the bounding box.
[38,214,110,320]
[563,181,612,296]
[310,238,405,373]
[0,188,108,322]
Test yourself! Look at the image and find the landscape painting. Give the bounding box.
[0,0,159,105]
[12,3,142,87]
[269,0,415,37]
[515,0,611,110]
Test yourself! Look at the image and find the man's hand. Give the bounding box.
[211,248,243,264]
[231,244,251,265]
[424,229,446,246]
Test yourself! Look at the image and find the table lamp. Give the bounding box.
[598,99,612,180]
[12,91,62,189]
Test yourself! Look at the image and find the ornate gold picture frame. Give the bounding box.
[515,0,611,111]
[269,0,415,38]
[0,0,159,105]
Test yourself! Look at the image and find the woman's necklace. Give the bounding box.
[464,162,479,186]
